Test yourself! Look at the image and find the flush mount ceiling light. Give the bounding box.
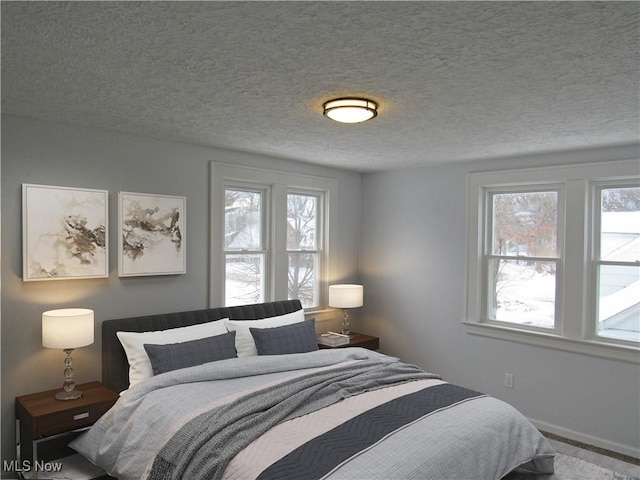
[323,97,378,124]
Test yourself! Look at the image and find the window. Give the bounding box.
[287,192,322,308]
[466,160,639,363]
[594,185,640,342]
[224,187,266,306]
[487,189,560,331]
[211,163,337,310]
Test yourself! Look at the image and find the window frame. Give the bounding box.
[589,180,640,346]
[483,185,564,335]
[223,184,270,306]
[286,189,324,309]
[210,163,337,312]
[465,159,639,364]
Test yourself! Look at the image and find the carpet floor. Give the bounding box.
[506,436,640,480]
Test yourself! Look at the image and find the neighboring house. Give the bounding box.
[599,212,640,340]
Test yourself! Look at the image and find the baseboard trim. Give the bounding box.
[529,417,640,460]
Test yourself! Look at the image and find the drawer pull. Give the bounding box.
[73,412,90,421]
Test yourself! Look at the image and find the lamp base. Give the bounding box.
[55,389,83,401]
[341,309,351,337]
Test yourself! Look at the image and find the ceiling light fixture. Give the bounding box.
[323,98,378,124]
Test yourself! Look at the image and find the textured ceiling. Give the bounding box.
[2,2,638,172]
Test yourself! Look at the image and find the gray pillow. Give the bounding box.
[144,331,237,375]
[250,318,318,355]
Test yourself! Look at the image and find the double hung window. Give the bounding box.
[287,192,322,308]
[466,160,639,362]
[594,184,640,342]
[224,187,267,306]
[211,163,336,310]
[486,189,561,331]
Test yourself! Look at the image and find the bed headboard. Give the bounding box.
[102,299,303,393]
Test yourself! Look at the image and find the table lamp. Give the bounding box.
[42,308,94,401]
[329,284,363,336]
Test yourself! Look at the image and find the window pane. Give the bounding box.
[492,191,558,257]
[600,187,640,262]
[488,258,556,328]
[287,193,318,250]
[288,252,318,308]
[597,264,640,342]
[225,253,264,306]
[225,189,262,250]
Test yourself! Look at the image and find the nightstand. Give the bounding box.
[15,381,118,479]
[318,332,379,350]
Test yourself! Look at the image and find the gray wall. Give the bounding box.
[2,113,638,464]
[1,115,362,464]
[358,144,640,456]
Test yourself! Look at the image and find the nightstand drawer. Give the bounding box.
[33,400,114,437]
[16,382,119,438]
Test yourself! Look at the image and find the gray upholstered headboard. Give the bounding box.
[102,299,303,393]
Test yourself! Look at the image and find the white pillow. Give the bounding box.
[224,309,305,357]
[116,319,229,388]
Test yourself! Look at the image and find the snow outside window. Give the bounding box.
[487,189,560,331]
[465,160,639,363]
[594,185,640,343]
[210,163,337,311]
[224,187,267,306]
[287,192,323,309]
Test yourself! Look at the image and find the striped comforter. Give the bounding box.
[71,349,555,480]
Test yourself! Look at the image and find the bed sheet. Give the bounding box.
[71,348,554,480]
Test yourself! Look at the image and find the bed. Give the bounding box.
[71,299,555,479]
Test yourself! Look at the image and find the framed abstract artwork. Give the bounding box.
[22,184,109,281]
[118,192,186,277]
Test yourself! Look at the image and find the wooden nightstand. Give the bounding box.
[15,381,118,479]
[318,332,379,350]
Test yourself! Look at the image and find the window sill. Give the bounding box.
[304,308,338,324]
[463,321,639,364]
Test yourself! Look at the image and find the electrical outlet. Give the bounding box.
[504,373,514,388]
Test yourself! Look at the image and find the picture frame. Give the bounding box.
[118,192,186,277]
[22,184,109,281]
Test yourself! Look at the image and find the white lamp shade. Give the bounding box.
[42,308,94,349]
[329,284,364,308]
